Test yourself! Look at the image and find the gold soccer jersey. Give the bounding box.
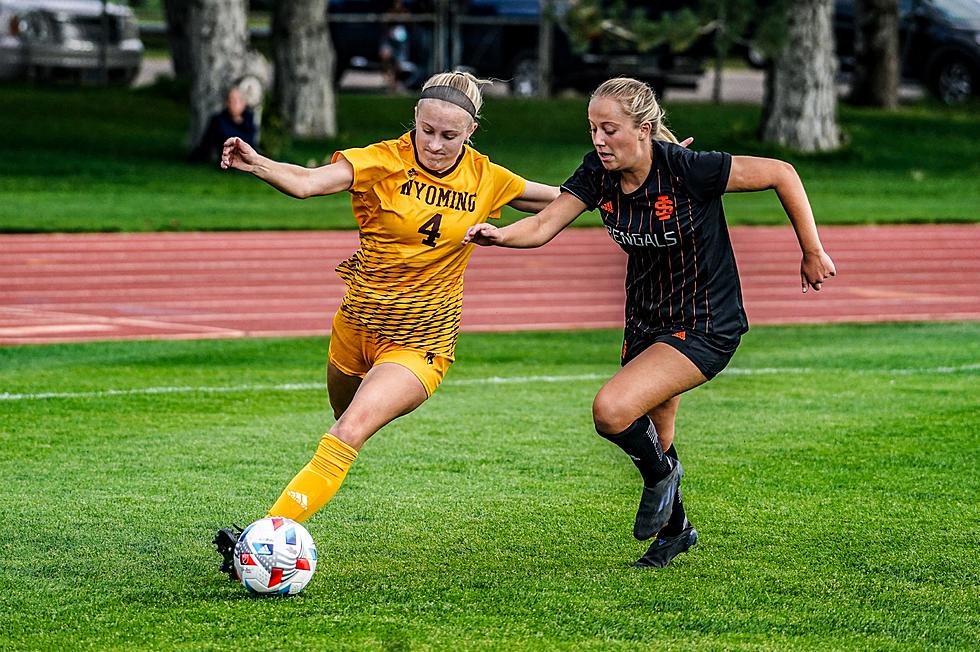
[331,132,526,358]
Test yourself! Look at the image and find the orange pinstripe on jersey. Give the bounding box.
[331,132,526,358]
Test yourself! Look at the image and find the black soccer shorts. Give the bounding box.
[622,327,740,380]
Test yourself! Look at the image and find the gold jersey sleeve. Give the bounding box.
[331,132,526,358]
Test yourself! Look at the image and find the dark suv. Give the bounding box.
[328,0,708,96]
[455,0,708,96]
[835,0,980,104]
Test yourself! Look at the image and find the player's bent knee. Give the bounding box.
[592,392,635,435]
[327,421,369,451]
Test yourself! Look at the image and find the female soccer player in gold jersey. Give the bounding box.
[211,72,558,578]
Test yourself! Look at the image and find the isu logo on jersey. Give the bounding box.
[655,195,674,220]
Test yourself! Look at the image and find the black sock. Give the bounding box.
[660,444,689,537]
[597,416,673,486]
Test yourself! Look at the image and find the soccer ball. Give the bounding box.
[233,517,317,595]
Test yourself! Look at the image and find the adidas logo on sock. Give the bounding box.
[287,491,308,510]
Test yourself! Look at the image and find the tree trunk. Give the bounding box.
[760,0,840,152]
[162,0,192,81]
[711,3,727,104]
[847,0,899,108]
[187,0,248,147]
[271,0,337,139]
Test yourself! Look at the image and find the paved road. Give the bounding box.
[134,57,925,104]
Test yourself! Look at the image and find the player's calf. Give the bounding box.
[597,415,679,539]
[632,460,682,540]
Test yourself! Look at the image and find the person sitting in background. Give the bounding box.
[190,85,257,164]
[379,0,413,93]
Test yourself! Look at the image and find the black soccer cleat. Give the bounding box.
[632,459,683,541]
[212,524,243,581]
[633,525,698,568]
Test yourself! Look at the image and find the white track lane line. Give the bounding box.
[2,364,977,402]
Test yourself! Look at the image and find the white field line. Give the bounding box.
[1,364,978,402]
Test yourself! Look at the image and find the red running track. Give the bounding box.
[1,225,978,345]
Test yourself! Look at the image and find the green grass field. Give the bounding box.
[1,323,978,650]
[1,83,978,233]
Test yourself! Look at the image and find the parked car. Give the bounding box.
[327,0,709,96]
[835,0,980,104]
[457,0,709,97]
[0,0,143,84]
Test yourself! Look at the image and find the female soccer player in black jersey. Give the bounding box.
[463,77,837,568]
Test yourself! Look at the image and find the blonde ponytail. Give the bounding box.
[592,77,678,144]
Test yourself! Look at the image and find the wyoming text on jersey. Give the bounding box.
[399,178,478,212]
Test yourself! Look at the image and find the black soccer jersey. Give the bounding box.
[561,141,748,341]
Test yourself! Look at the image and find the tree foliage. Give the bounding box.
[563,0,709,55]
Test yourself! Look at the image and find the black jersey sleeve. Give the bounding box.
[559,151,604,210]
[661,142,732,202]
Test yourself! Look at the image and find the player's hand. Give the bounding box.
[679,137,694,148]
[801,250,836,293]
[462,223,501,246]
[220,137,257,172]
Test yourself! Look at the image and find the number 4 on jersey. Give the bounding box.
[418,213,443,247]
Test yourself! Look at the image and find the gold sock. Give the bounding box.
[266,433,358,523]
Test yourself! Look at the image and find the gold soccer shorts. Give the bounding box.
[328,309,451,397]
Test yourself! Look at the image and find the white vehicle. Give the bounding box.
[0,0,142,83]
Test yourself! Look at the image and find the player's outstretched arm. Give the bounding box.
[508,180,560,213]
[727,156,837,293]
[220,137,354,199]
[464,192,586,248]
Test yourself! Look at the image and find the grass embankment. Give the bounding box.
[1,83,977,232]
